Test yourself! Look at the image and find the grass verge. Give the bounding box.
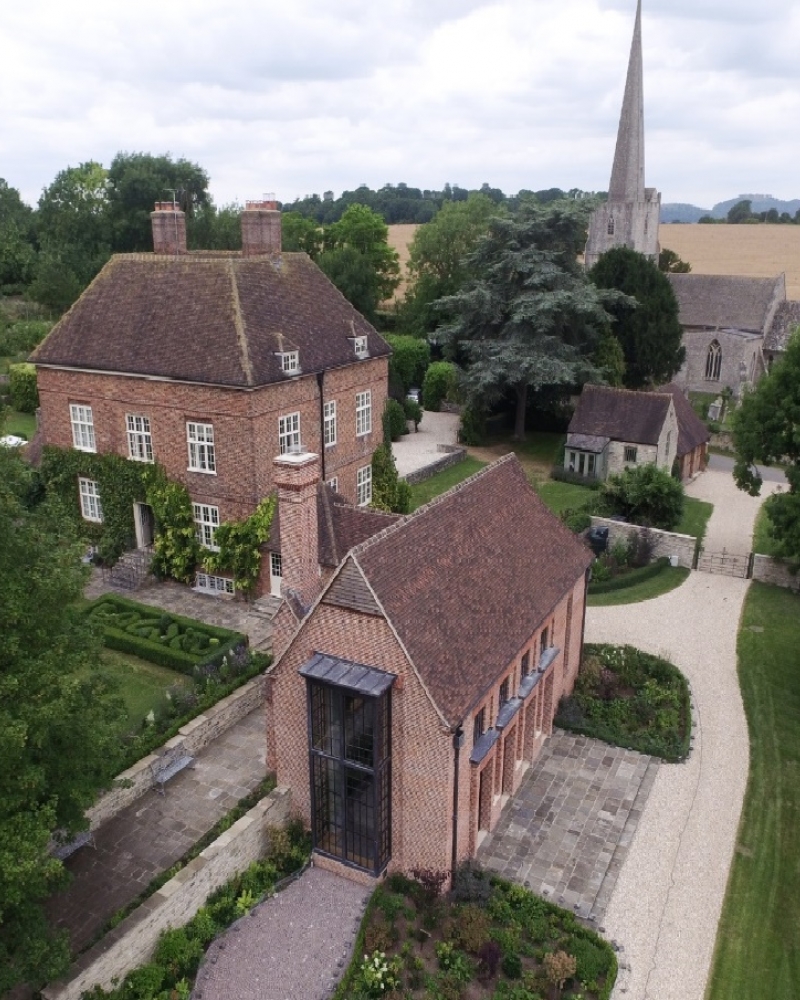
[1,409,36,440]
[409,456,487,510]
[676,496,713,550]
[94,649,192,737]
[707,583,800,1000]
[536,479,595,516]
[752,505,779,556]
[587,561,690,606]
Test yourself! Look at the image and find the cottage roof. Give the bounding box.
[658,383,710,457]
[666,273,785,335]
[349,455,592,727]
[568,384,671,446]
[31,253,390,386]
[765,300,800,354]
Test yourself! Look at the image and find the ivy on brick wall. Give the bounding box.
[142,465,200,584]
[202,493,277,594]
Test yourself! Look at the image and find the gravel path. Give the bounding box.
[192,868,369,1000]
[392,410,460,478]
[586,467,781,1000]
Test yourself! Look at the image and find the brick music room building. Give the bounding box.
[31,201,390,598]
[266,452,593,882]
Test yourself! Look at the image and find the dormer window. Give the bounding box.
[353,336,368,358]
[280,351,300,374]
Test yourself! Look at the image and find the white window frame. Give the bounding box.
[70,404,96,452]
[323,400,337,447]
[187,422,216,474]
[279,412,301,454]
[270,552,283,577]
[195,572,234,595]
[192,503,220,551]
[280,351,300,374]
[327,476,339,492]
[78,478,103,522]
[357,465,372,507]
[126,414,153,463]
[354,335,368,358]
[356,390,372,437]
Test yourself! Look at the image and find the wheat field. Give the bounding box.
[388,222,800,300]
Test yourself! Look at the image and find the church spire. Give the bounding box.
[608,0,645,201]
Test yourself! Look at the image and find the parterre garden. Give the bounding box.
[335,869,616,1000]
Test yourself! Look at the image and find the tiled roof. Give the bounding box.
[658,383,710,457]
[667,273,785,334]
[351,455,593,727]
[568,384,671,446]
[31,253,390,386]
[765,300,800,353]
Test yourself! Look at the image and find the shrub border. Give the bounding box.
[588,557,669,595]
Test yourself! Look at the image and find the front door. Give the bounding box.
[269,552,283,597]
[134,502,155,548]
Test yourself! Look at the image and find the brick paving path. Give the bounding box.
[478,730,658,923]
[45,708,266,954]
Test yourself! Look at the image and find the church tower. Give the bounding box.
[584,0,660,268]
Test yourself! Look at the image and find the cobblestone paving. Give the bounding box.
[44,709,266,954]
[478,730,658,922]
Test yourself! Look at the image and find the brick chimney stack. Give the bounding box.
[241,198,281,256]
[273,449,321,612]
[151,202,187,255]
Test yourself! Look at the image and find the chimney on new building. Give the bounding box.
[273,448,321,612]
[151,202,187,255]
[241,198,282,256]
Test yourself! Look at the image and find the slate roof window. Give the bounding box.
[354,336,368,358]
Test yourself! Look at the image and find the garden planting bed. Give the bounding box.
[85,595,247,675]
[334,869,616,1000]
[555,644,691,762]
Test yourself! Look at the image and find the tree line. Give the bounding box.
[699,199,800,225]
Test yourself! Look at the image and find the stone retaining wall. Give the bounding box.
[87,675,265,830]
[43,787,291,1000]
[403,444,467,485]
[751,554,800,591]
[589,516,697,570]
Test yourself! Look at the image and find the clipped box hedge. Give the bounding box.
[85,595,247,676]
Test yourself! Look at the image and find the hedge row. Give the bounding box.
[588,557,669,595]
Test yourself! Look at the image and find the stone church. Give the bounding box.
[586,0,800,397]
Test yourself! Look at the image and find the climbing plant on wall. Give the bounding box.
[202,493,277,594]
[142,466,200,584]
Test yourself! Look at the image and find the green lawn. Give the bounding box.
[496,430,565,466]
[676,496,714,547]
[587,563,690,606]
[707,583,800,1000]
[1,409,36,440]
[92,650,192,737]
[536,479,595,515]
[408,456,488,510]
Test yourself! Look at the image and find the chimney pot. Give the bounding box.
[151,202,187,255]
[242,196,282,256]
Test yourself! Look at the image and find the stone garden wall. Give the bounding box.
[589,516,697,570]
[402,444,467,485]
[87,675,265,830]
[43,787,291,1000]
[751,554,800,591]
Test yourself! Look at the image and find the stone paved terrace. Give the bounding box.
[84,570,276,650]
[44,708,266,955]
[478,730,658,922]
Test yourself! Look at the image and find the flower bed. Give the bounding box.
[85,595,246,675]
[334,868,616,1000]
[555,643,691,762]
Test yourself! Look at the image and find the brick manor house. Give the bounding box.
[266,453,592,882]
[31,201,390,597]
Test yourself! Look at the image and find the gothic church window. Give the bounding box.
[705,340,722,381]
[607,216,616,236]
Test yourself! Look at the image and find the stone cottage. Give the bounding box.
[265,453,592,882]
[659,383,710,481]
[565,384,678,481]
[31,201,389,598]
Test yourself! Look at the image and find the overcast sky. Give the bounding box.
[2,0,799,211]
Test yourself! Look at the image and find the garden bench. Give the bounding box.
[50,829,95,861]
[150,745,195,794]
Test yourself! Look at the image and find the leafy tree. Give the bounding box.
[590,247,685,389]
[593,330,626,387]
[370,443,411,513]
[0,180,37,292]
[601,463,685,530]
[385,334,430,395]
[317,245,382,322]
[281,211,321,255]
[322,203,400,304]
[0,448,124,990]
[658,248,691,273]
[107,152,210,252]
[732,329,800,560]
[188,202,242,250]
[437,202,613,439]
[26,246,86,313]
[727,199,753,224]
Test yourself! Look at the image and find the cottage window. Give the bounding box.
[192,503,220,551]
[357,465,372,507]
[356,391,372,436]
[78,478,103,522]
[307,678,391,874]
[324,401,337,447]
[354,336,369,358]
[187,422,216,473]
[70,404,96,452]
[567,450,576,472]
[705,340,722,381]
[327,476,339,492]
[280,351,300,374]
[195,572,234,595]
[624,445,638,463]
[278,412,301,454]
[126,414,153,463]
[473,708,486,745]
[587,453,596,476]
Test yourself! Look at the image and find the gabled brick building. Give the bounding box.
[31,201,390,596]
[266,453,592,882]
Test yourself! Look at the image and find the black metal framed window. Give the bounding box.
[473,707,486,745]
[307,679,391,874]
[521,650,531,676]
[499,678,509,706]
